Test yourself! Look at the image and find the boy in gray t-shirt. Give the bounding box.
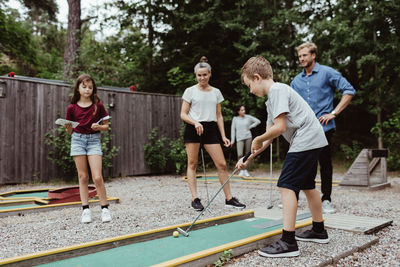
[236,56,329,258]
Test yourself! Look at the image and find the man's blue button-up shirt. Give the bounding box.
[290,62,356,132]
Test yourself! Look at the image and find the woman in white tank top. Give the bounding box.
[180,56,246,211]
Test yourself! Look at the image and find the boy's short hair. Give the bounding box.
[296,42,318,55]
[241,56,273,83]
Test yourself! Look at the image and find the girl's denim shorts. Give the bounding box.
[70,132,102,156]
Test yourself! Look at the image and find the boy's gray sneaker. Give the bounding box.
[258,240,299,258]
[295,229,329,244]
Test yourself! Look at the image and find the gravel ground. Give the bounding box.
[0,171,399,266]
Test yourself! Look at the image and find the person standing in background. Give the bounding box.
[291,42,356,213]
[231,105,261,177]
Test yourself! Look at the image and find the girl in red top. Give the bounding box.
[65,74,111,223]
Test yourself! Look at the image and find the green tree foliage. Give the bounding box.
[0,8,38,74]
[372,109,400,171]
[304,0,400,150]
[0,1,64,78]
[21,0,58,22]
[79,25,150,88]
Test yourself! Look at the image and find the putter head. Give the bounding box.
[177,227,189,237]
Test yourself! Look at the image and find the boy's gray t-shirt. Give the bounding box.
[266,82,328,153]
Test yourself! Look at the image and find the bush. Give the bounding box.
[340,140,362,162]
[45,126,75,179]
[169,125,187,174]
[45,125,119,181]
[371,109,400,171]
[144,126,187,174]
[143,127,171,171]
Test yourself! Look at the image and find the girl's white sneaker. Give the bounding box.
[101,208,112,222]
[81,209,92,223]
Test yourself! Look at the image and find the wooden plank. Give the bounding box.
[0,79,9,184]
[6,80,17,183]
[341,149,369,186]
[324,213,393,234]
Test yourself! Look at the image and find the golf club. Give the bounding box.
[200,148,210,204]
[177,152,251,237]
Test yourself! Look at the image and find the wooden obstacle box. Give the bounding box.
[340,149,390,189]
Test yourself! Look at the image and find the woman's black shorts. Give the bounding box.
[183,121,222,145]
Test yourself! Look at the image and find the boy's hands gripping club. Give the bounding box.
[235,139,273,170]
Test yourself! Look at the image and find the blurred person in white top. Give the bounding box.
[231,106,261,177]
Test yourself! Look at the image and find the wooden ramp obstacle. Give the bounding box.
[340,149,390,190]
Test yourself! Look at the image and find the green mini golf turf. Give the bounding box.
[3,192,49,199]
[0,204,38,210]
[38,218,280,267]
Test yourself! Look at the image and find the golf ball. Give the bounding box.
[173,231,179,238]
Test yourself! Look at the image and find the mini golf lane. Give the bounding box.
[0,189,52,200]
[2,191,50,199]
[38,217,309,267]
[0,189,120,217]
[0,211,311,267]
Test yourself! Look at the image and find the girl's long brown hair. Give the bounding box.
[71,74,101,116]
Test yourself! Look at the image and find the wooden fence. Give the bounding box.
[0,76,182,184]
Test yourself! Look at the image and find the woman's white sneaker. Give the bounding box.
[322,200,336,213]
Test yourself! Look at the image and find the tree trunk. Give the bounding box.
[373,28,383,149]
[147,3,154,75]
[63,0,81,80]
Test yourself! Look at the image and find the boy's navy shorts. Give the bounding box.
[183,121,222,145]
[277,148,323,197]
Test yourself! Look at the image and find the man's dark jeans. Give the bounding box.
[319,129,335,202]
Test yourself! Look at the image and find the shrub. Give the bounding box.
[143,127,171,171]
[340,140,362,162]
[169,125,187,174]
[144,126,187,174]
[371,109,400,171]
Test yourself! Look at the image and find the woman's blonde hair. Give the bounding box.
[194,56,212,73]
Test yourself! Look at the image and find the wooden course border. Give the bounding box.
[0,210,255,266]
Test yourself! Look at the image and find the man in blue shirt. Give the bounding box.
[291,42,356,213]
